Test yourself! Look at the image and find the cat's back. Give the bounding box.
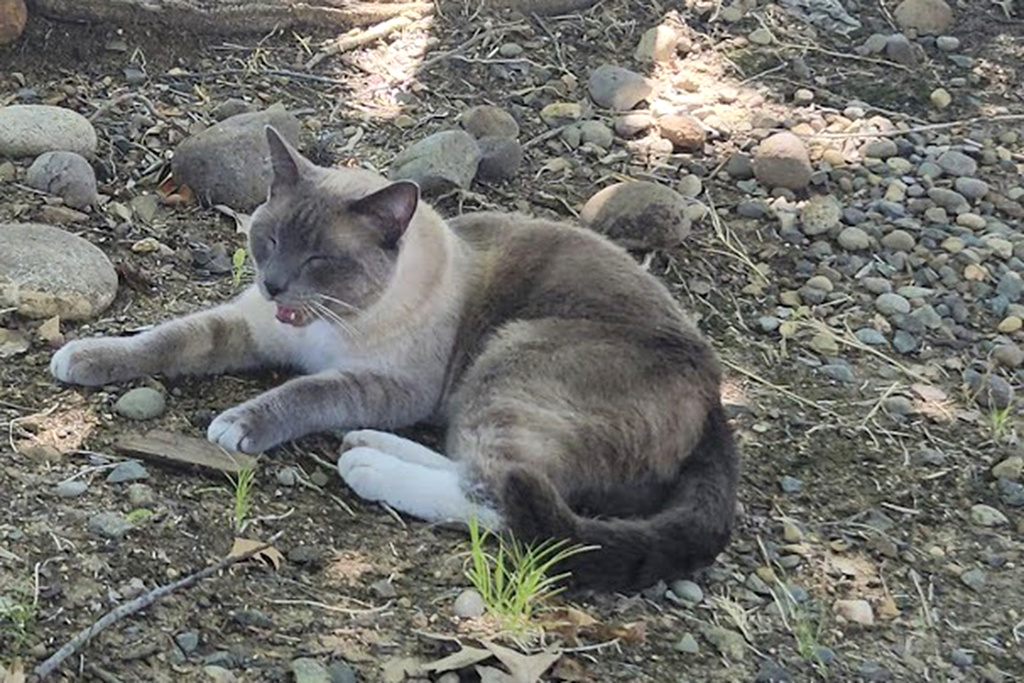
[449,211,688,330]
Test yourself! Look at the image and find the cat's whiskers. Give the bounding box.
[315,293,364,315]
[309,301,357,336]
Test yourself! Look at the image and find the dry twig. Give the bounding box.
[34,532,283,679]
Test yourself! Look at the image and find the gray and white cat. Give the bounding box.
[51,128,738,590]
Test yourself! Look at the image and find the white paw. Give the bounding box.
[342,430,455,470]
[337,446,399,502]
[207,404,278,454]
[50,337,130,386]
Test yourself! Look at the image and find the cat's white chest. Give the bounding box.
[287,320,354,372]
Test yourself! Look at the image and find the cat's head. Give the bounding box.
[247,127,420,328]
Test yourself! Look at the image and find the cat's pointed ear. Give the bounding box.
[350,181,420,249]
[265,126,307,191]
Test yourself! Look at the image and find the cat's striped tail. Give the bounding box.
[501,404,738,592]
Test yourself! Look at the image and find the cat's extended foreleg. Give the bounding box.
[51,306,262,386]
[207,371,430,453]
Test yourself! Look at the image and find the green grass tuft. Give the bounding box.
[463,516,594,637]
[225,465,257,533]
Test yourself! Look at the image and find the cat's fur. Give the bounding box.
[51,128,738,591]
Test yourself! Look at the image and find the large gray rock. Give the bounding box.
[460,105,519,140]
[0,105,97,158]
[894,0,952,35]
[389,130,480,194]
[754,132,813,190]
[588,65,654,111]
[0,223,117,320]
[26,151,98,209]
[171,104,301,210]
[580,181,691,250]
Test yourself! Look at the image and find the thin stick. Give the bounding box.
[721,358,839,417]
[267,598,392,615]
[34,532,283,679]
[798,113,1024,140]
[774,41,913,72]
[306,15,416,69]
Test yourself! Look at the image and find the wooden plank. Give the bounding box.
[114,429,258,475]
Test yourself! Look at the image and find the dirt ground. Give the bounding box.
[2,0,1024,681]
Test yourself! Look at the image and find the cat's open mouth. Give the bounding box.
[275,305,313,327]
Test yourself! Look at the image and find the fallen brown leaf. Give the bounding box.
[1,660,25,683]
[229,538,284,570]
[424,645,492,673]
[483,640,561,683]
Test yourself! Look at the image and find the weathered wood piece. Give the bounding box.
[114,429,258,474]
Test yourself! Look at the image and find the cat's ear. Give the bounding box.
[349,181,420,249]
[265,126,307,191]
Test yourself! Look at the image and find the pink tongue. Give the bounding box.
[275,305,301,325]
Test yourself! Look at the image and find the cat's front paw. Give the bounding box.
[51,337,137,386]
[207,403,284,454]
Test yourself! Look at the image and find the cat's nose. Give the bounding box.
[264,280,284,298]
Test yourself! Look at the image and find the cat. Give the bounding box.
[51,127,738,591]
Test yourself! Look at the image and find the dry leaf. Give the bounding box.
[0,329,29,358]
[551,656,590,682]
[213,204,253,235]
[911,383,947,402]
[326,549,374,585]
[482,641,561,683]
[598,620,647,644]
[381,656,424,683]
[877,595,900,620]
[318,634,375,663]
[540,607,597,646]
[1,660,25,683]
[424,645,492,673]
[229,538,284,570]
[477,664,516,683]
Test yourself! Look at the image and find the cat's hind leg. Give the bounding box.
[338,446,500,528]
[341,430,457,471]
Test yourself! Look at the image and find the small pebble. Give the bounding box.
[779,475,802,493]
[106,460,149,483]
[55,479,88,498]
[453,588,486,618]
[669,579,703,604]
[114,387,166,420]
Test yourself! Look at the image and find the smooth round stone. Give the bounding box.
[614,113,654,137]
[998,316,1022,333]
[460,105,519,140]
[876,292,912,315]
[754,132,812,190]
[862,138,898,159]
[970,504,1008,526]
[0,104,98,157]
[580,181,691,249]
[956,213,986,229]
[56,479,88,498]
[453,589,486,618]
[936,35,960,52]
[389,129,481,194]
[578,120,614,149]
[106,460,150,483]
[806,275,834,292]
[114,387,166,420]
[881,230,916,252]
[937,149,977,177]
[894,0,953,35]
[954,176,989,199]
[993,344,1024,368]
[0,223,118,320]
[886,157,914,175]
[838,226,870,250]
[930,88,952,110]
[855,328,888,345]
[587,64,653,111]
[669,579,704,604]
[676,174,702,198]
[498,42,523,57]
[800,195,842,235]
[172,104,302,210]
[26,151,99,209]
